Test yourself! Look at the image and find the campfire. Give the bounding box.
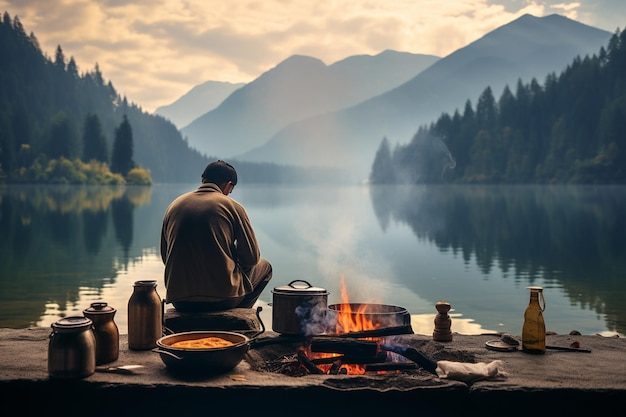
[297,329,432,376]
[257,277,440,377]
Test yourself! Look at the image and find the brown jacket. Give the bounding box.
[160,183,260,303]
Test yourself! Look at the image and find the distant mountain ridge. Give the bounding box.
[180,51,439,158]
[236,14,613,182]
[154,80,245,128]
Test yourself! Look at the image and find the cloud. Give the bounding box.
[0,0,617,112]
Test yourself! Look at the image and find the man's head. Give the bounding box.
[202,160,238,194]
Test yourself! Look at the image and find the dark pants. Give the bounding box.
[172,259,272,312]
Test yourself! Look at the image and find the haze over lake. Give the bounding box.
[1,183,624,338]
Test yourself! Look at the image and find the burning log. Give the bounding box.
[330,324,414,338]
[249,335,307,349]
[297,348,324,374]
[329,359,342,375]
[365,362,418,372]
[310,355,344,365]
[311,354,388,365]
[248,324,413,350]
[310,337,379,357]
[380,344,438,375]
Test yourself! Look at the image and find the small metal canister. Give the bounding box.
[48,316,96,379]
[83,302,119,365]
[128,280,162,350]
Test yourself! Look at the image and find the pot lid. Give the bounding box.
[133,280,157,287]
[272,279,329,295]
[84,302,116,315]
[51,316,93,333]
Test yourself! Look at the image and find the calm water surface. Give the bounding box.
[1,183,624,337]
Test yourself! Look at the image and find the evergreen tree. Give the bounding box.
[91,63,105,86]
[454,100,477,177]
[369,137,395,184]
[82,113,108,163]
[371,27,626,185]
[399,128,455,183]
[475,86,497,128]
[67,57,79,79]
[47,112,78,159]
[0,13,212,182]
[110,115,134,176]
[54,45,65,71]
[11,15,26,40]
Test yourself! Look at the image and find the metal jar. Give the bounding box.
[128,280,163,350]
[83,302,119,365]
[271,280,329,335]
[48,316,96,379]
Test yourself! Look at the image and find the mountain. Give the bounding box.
[236,14,613,182]
[180,51,439,158]
[0,12,211,183]
[1,13,325,184]
[154,80,245,129]
[324,50,440,105]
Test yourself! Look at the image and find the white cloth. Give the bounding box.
[435,360,507,383]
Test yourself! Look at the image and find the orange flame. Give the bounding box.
[335,275,380,334]
[307,276,383,375]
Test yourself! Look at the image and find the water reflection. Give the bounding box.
[369,185,626,335]
[0,185,151,328]
[1,184,625,337]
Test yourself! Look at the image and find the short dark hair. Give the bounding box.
[201,160,238,185]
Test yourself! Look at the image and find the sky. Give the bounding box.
[2,1,624,113]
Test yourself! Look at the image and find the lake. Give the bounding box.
[1,183,624,337]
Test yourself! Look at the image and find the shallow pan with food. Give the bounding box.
[153,330,251,376]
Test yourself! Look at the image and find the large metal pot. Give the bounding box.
[327,303,411,333]
[271,280,329,335]
[154,331,250,375]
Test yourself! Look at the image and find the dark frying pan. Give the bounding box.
[154,306,266,376]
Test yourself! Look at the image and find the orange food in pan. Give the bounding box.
[170,336,235,349]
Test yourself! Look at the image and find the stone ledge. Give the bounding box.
[2,328,625,416]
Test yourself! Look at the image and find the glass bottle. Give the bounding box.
[83,302,119,365]
[128,280,163,350]
[522,286,546,354]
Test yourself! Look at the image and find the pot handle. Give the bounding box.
[287,280,312,288]
[254,305,266,335]
[152,348,183,361]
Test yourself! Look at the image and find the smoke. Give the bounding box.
[432,135,457,179]
[275,186,409,336]
[295,298,330,336]
[291,189,395,304]
[394,131,456,184]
